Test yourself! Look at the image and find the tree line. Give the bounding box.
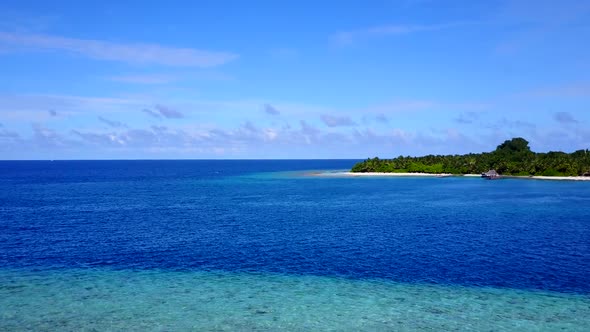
[351,138,590,176]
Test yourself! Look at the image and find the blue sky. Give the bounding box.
[0,0,589,159]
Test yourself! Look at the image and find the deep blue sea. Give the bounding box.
[1,160,589,330]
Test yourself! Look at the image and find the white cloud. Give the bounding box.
[516,82,590,99]
[98,116,127,128]
[140,105,184,119]
[0,31,238,67]
[320,114,357,127]
[264,104,280,115]
[332,22,475,45]
[375,113,389,123]
[108,74,177,84]
[360,100,437,114]
[142,109,161,119]
[0,93,145,123]
[454,112,480,124]
[553,112,578,124]
[2,116,588,159]
[154,105,184,119]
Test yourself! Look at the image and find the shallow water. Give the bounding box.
[2,268,589,331]
[1,160,589,330]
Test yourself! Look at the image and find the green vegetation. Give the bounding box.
[351,138,590,176]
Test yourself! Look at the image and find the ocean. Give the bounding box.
[1,160,589,330]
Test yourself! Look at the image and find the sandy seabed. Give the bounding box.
[309,172,454,177]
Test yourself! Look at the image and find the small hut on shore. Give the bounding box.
[583,171,590,177]
[482,169,500,179]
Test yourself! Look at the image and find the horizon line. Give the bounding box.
[0,158,365,162]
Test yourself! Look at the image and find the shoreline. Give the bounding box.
[308,171,590,181]
[509,175,590,181]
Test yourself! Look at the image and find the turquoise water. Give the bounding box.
[1,160,590,330]
[2,268,589,331]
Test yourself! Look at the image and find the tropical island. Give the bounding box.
[351,138,590,177]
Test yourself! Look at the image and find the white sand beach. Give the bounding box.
[514,175,590,181]
[309,171,590,181]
